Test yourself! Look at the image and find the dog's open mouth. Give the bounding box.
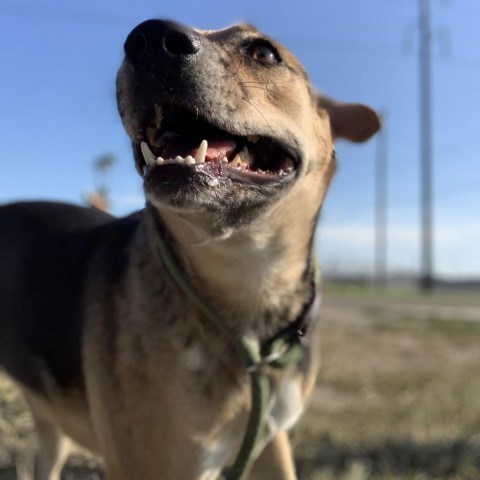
[135,107,299,186]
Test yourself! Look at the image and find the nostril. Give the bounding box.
[125,32,147,61]
[163,31,201,56]
[123,20,202,69]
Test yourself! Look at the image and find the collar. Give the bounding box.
[260,262,321,369]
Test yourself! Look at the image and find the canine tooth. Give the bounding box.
[140,142,157,166]
[175,155,185,164]
[247,135,260,144]
[195,140,208,163]
[208,178,219,186]
[156,157,164,165]
[185,155,195,165]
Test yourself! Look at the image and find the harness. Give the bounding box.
[146,210,320,480]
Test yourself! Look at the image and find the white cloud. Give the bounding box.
[315,218,480,278]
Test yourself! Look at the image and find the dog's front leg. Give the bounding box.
[21,391,72,480]
[31,418,72,480]
[248,431,297,480]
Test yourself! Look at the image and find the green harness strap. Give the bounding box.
[148,211,315,480]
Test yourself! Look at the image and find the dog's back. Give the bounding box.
[0,202,132,392]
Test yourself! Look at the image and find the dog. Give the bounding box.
[0,19,380,480]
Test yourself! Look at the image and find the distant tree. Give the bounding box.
[95,154,116,197]
[85,153,116,211]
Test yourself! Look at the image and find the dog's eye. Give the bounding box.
[249,43,281,65]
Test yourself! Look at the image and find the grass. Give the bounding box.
[324,282,480,307]
[294,312,480,479]
[1,298,480,479]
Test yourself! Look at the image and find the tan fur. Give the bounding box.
[2,21,380,480]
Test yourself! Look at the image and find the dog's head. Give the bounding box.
[116,20,380,234]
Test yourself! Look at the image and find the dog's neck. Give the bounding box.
[149,199,319,334]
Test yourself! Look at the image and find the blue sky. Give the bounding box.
[1,0,479,279]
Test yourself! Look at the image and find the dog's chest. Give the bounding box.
[266,376,304,435]
[199,374,304,478]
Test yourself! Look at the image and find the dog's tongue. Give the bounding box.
[162,138,236,162]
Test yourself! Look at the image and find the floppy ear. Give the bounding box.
[316,94,381,143]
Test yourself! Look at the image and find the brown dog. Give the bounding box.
[0,20,380,480]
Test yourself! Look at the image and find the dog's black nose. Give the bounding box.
[124,19,201,70]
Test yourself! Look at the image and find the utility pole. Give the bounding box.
[419,0,434,291]
[375,112,388,289]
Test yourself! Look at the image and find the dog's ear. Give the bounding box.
[316,94,381,143]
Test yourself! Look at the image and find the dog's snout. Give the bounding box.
[124,19,201,71]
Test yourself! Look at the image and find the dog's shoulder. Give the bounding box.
[0,201,143,393]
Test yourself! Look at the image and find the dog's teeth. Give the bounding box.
[221,156,228,163]
[175,156,185,164]
[230,153,242,167]
[230,147,253,167]
[208,178,219,186]
[140,142,157,167]
[240,146,253,166]
[247,135,260,144]
[185,155,195,165]
[195,140,208,163]
[156,157,164,165]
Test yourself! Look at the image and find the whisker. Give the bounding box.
[239,85,269,91]
[242,98,274,134]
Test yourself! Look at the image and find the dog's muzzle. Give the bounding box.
[117,19,300,193]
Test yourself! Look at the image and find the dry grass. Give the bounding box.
[1,294,480,479]
[294,301,480,479]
